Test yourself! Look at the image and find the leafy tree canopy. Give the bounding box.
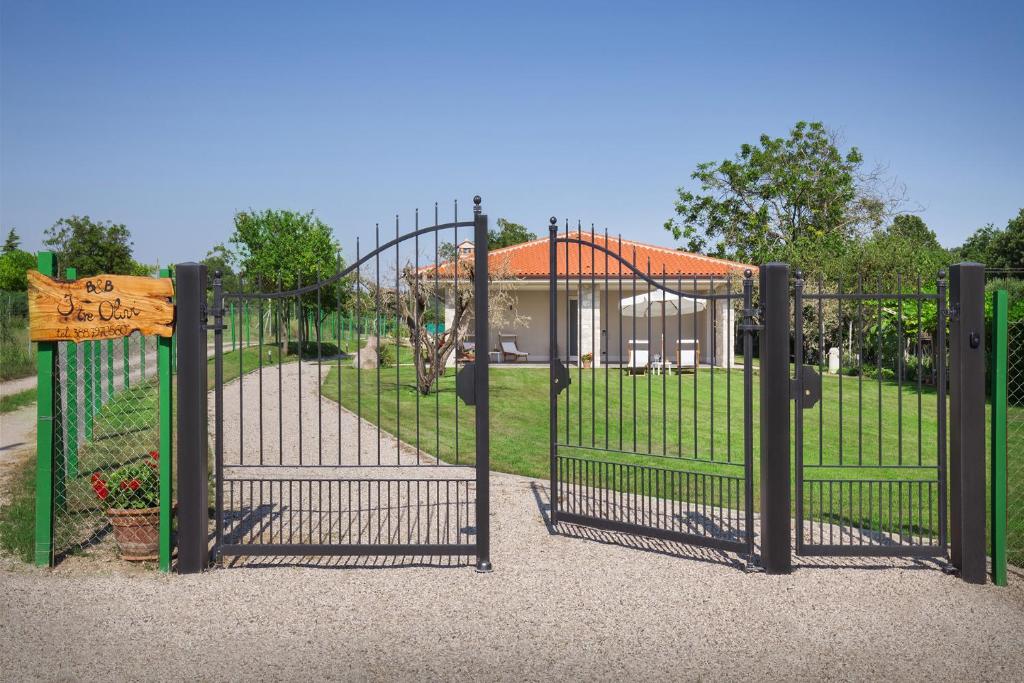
[228,209,342,294]
[956,208,1024,272]
[665,121,899,272]
[488,218,536,249]
[0,249,36,291]
[3,228,21,254]
[201,243,240,292]
[848,214,951,286]
[43,216,136,276]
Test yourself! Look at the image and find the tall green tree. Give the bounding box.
[201,243,240,292]
[2,228,20,254]
[664,121,896,273]
[851,214,951,286]
[0,249,36,291]
[228,209,345,340]
[43,216,136,276]
[488,218,536,249]
[958,209,1023,272]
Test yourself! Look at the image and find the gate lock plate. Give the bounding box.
[552,358,571,395]
[791,364,821,410]
[456,362,475,406]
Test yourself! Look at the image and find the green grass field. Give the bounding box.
[321,361,1023,553]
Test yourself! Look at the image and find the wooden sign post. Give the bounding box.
[28,271,175,342]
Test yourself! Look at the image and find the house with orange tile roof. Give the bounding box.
[439,231,755,368]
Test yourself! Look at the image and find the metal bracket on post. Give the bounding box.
[791,365,821,409]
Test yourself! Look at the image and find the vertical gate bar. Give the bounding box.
[794,271,805,552]
[452,202,459,463]
[414,211,421,461]
[990,288,1008,586]
[375,226,381,465]
[897,274,903,465]
[356,241,362,465]
[604,228,609,449]
[743,270,755,556]
[578,223,583,446]
[394,217,399,462]
[158,266,174,572]
[858,274,864,465]
[175,262,209,573]
[949,262,986,583]
[618,235,623,451]
[33,251,57,567]
[258,279,264,466]
[591,227,596,449]
[936,269,948,548]
[473,196,492,571]
[549,218,559,523]
[759,262,792,573]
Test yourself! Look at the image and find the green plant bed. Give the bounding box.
[0,388,35,413]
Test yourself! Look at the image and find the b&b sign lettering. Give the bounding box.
[28,271,175,342]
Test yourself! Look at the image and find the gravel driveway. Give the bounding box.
[2,361,1023,680]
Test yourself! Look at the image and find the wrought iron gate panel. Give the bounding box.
[793,270,948,557]
[212,197,491,568]
[548,222,756,556]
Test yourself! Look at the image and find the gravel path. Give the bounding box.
[2,359,1024,680]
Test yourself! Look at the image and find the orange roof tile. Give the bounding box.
[430,232,755,280]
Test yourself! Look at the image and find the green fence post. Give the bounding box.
[34,252,57,566]
[93,340,101,411]
[991,289,1008,586]
[123,336,130,388]
[158,267,174,572]
[106,339,114,397]
[83,339,94,440]
[229,302,236,351]
[65,268,79,476]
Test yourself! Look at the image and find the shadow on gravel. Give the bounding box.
[219,554,473,570]
[529,482,748,571]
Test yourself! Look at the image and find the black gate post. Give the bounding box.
[949,262,986,584]
[175,262,209,574]
[759,262,792,573]
[473,196,492,572]
[548,217,559,525]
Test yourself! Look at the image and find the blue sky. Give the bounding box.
[2,1,1022,267]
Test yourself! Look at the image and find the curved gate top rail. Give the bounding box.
[206,194,492,570]
[547,221,757,559]
[225,198,481,300]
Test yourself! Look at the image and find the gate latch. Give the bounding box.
[552,358,571,395]
[456,362,475,406]
[791,364,821,410]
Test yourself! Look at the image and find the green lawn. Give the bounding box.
[322,362,1023,552]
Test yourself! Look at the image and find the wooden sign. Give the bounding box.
[28,271,175,342]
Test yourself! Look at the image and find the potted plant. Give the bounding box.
[90,451,162,561]
[581,352,593,369]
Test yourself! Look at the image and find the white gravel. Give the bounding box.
[2,361,1023,681]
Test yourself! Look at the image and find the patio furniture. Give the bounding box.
[676,339,699,372]
[626,339,649,374]
[650,358,675,375]
[499,334,529,362]
[488,350,501,363]
[457,337,475,364]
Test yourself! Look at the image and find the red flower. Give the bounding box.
[128,478,141,491]
[90,473,109,501]
[149,450,159,461]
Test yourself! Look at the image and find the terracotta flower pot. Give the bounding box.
[107,506,161,561]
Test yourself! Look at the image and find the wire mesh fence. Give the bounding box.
[52,333,166,562]
[1006,316,1023,568]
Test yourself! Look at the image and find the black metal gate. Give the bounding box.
[792,270,948,557]
[211,196,491,569]
[547,221,756,557]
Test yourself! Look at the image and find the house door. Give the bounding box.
[568,299,579,359]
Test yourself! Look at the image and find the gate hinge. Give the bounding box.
[790,364,821,409]
[201,303,227,331]
[947,302,960,322]
[738,307,763,332]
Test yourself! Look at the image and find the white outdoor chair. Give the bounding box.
[676,338,699,372]
[626,339,649,374]
[499,334,529,363]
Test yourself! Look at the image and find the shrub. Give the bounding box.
[91,456,160,510]
[378,343,397,368]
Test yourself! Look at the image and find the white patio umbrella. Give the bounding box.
[619,290,706,366]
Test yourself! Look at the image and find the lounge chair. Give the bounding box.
[626,339,649,374]
[676,339,699,372]
[499,334,529,363]
[457,338,475,364]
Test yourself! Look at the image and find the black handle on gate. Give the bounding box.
[456,362,476,405]
[552,358,571,395]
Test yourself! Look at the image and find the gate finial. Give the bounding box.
[473,195,482,214]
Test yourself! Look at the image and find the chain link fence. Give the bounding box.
[1007,315,1023,568]
[52,333,166,562]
